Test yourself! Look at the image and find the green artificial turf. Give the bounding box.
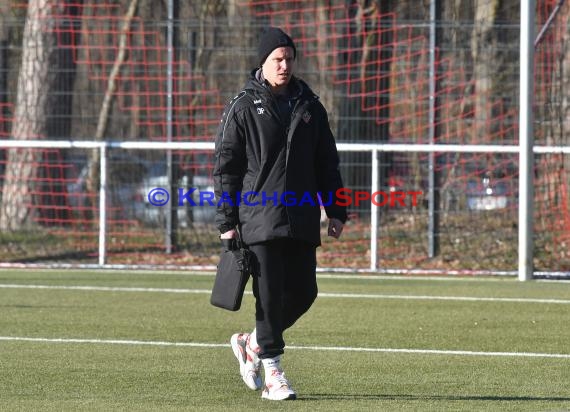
[1,269,570,411]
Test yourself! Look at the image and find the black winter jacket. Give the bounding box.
[213,70,347,246]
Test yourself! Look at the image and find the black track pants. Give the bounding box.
[249,238,318,359]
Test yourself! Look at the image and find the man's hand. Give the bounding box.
[220,229,237,239]
[327,218,344,239]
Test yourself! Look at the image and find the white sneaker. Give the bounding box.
[230,333,262,390]
[261,368,297,401]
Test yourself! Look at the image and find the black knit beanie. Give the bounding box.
[257,27,296,66]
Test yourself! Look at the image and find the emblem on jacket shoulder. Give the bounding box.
[302,110,311,123]
[257,107,265,115]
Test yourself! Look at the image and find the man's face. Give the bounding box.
[261,46,295,93]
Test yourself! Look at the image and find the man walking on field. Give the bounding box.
[213,27,347,400]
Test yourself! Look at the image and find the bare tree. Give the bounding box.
[85,0,139,198]
[559,4,570,213]
[0,0,63,231]
[0,1,10,137]
[470,0,501,145]
[546,3,570,218]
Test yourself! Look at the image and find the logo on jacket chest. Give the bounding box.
[302,110,311,124]
[254,99,266,115]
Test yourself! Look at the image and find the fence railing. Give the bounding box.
[2,139,570,279]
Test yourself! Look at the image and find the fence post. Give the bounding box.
[428,0,441,258]
[165,0,175,253]
[370,148,379,270]
[98,144,107,266]
[518,0,535,281]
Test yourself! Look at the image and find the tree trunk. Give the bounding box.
[0,0,61,231]
[562,6,570,216]
[470,0,500,144]
[0,1,9,137]
[39,1,82,226]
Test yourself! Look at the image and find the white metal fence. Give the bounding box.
[2,139,570,280]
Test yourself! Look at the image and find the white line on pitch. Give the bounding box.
[318,292,570,304]
[0,283,568,304]
[1,336,569,359]
[1,283,570,304]
[0,284,211,294]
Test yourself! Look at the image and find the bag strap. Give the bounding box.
[235,225,245,249]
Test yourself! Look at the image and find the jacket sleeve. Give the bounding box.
[315,107,348,223]
[213,97,247,233]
